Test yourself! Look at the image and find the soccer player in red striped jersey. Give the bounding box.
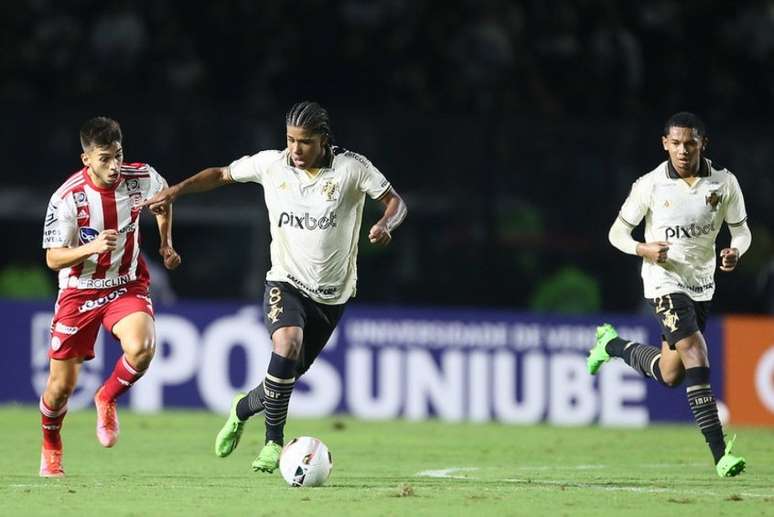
[38,117,181,477]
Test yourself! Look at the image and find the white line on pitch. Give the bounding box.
[415,467,480,479]
[416,467,774,499]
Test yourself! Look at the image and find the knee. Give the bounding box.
[123,339,156,371]
[661,371,685,388]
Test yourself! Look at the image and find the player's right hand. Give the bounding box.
[90,230,118,254]
[143,186,179,215]
[637,241,670,263]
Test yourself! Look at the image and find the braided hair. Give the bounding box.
[285,101,333,144]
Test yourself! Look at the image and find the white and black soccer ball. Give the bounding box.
[279,436,333,487]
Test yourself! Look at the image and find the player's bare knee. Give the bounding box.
[123,339,155,370]
[661,370,685,388]
[129,347,155,370]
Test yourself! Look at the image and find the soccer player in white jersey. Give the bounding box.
[144,101,408,473]
[587,112,750,478]
[39,117,181,477]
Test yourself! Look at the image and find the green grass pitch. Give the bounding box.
[1,405,772,516]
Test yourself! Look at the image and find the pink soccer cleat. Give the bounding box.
[39,447,64,478]
[94,387,120,447]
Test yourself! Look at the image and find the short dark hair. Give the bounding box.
[286,101,332,141]
[664,112,706,138]
[80,116,122,150]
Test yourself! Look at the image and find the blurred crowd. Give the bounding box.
[3,0,774,117]
[2,0,773,313]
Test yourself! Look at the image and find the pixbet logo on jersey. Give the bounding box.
[664,222,716,240]
[278,211,337,230]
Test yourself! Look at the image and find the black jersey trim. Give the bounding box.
[727,217,748,227]
[618,214,636,228]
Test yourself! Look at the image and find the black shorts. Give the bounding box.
[646,292,711,349]
[263,281,346,377]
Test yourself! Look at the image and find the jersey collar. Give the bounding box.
[81,167,124,192]
[666,157,710,179]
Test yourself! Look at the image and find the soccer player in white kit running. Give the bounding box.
[144,101,408,473]
[40,117,181,477]
[587,112,751,478]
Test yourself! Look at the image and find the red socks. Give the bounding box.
[40,397,67,450]
[99,355,145,402]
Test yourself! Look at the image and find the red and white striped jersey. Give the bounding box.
[42,162,168,290]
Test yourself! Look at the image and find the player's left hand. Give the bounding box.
[719,247,739,272]
[144,186,179,215]
[160,245,182,270]
[368,223,391,245]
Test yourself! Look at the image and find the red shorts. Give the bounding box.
[49,281,154,361]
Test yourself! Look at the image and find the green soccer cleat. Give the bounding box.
[214,393,246,458]
[587,323,618,375]
[252,441,283,473]
[716,435,746,478]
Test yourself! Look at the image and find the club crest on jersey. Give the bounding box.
[705,191,722,211]
[79,227,99,244]
[74,191,88,206]
[321,180,339,201]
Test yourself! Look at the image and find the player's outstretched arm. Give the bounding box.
[368,188,407,246]
[144,166,234,214]
[45,230,117,271]
[154,203,181,270]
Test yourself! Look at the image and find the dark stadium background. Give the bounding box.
[1,0,772,314]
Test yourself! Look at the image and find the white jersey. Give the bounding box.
[618,158,748,301]
[42,163,168,289]
[229,146,391,305]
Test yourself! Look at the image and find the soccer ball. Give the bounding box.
[279,436,333,487]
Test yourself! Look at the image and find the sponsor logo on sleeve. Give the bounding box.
[45,206,58,226]
[43,228,62,246]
